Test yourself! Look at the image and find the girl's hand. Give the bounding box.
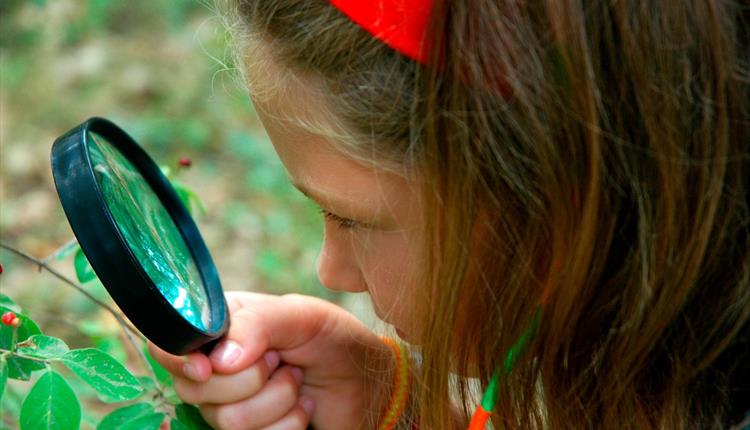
[148,291,393,430]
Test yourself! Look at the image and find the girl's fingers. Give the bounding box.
[174,350,281,404]
[200,365,308,430]
[145,291,270,382]
[147,341,212,382]
[262,398,315,430]
[224,291,269,314]
[208,293,332,374]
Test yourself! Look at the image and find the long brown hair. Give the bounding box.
[226,0,750,428]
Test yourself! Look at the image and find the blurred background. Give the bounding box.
[0,0,377,425]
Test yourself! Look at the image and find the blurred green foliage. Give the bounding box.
[1,0,336,298]
[1,0,341,427]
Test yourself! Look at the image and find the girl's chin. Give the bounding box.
[394,325,421,345]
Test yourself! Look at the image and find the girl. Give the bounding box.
[150,1,750,429]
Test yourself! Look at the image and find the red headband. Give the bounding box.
[329,0,433,64]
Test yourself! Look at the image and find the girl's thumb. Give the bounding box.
[207,294,332,374]
[210,339,244,368]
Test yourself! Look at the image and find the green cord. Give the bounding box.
[481,371,500,411]
[480,308,542,412]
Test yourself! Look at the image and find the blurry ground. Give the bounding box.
[0,0,377,426]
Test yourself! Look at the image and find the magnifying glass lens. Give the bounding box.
[87,131,211,331]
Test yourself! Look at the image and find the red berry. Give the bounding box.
[178,157,192,167]
[0,261,3,274]
[2,311,16,326]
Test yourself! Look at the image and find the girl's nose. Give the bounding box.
[316,227,366,293]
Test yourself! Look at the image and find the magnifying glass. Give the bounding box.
[50,117,229,355]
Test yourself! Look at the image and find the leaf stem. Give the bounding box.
[0,241,166,397]
[40,237,79,265]
[11,325,18,351]
[0,347,50,363]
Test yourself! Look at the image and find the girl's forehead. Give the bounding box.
[253,93,421,228]
[245,50,422,226]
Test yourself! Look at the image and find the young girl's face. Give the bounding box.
[251,88,425,339]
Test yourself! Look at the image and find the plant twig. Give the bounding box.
[40,237,78,265]
[1,242,131,330]
[0,347,51,363]
[0,241,165,396]
[16,246,114,314]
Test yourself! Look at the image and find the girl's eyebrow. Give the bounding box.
[291,181,364,215]
[292,181,399,229]
[291,182,326,204]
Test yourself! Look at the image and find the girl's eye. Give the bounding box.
[319,208,359,229]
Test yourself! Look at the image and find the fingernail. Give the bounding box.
[183,362,201,381]
[211,340,242,366]
[300,396,315,415]
[290,366,304,384]
[263,350,280,370]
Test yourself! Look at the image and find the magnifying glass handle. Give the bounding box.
[199,338,221,355]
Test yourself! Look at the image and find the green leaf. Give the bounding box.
[0,305,41,349]
[97,403,154,430]
[0,293,21,312]
[4,355,46,381]
[20,369,81,430]
[0,306,45,380]
[173,184,194,215]
[16,335,69,360]
[74,248,97,283]
[0,356,7,401]
[119,413,164,430]
[61,348,143,402]
[174,404,212,430]
[144,345,172,386]
[136,375,156,392]
[172,180,207,216]
[170,420,191,430]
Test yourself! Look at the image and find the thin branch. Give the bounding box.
[0,348,51,363]
[0,241,165,396]
[1,242,131,329]
[40,237,78,265]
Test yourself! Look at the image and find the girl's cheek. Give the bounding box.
[361,245,417,304]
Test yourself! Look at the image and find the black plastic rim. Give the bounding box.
[51,117,228,355]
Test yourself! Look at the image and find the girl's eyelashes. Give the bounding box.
[319,208,359,229]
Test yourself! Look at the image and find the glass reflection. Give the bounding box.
[88,131,210,331]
